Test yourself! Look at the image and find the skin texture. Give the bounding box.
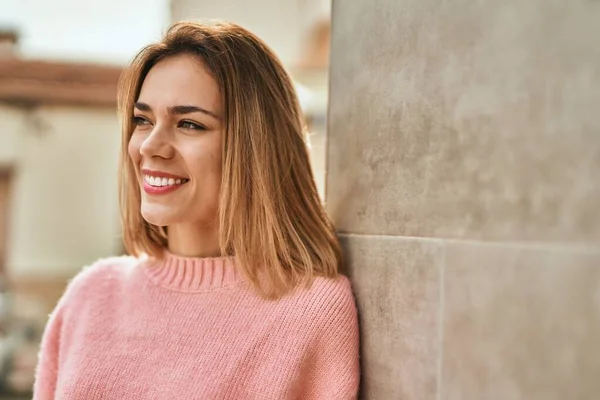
[128,54,224,257]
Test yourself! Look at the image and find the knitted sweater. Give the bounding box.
[33,252,360,399]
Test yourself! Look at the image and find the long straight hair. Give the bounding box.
[117,21,342,299]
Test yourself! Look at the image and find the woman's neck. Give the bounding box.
[167,222,221,258]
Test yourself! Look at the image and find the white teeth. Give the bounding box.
[144,175,187,187]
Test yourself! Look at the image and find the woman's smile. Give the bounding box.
[142,169,190,195]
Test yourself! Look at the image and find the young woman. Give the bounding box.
[34,21,359,399]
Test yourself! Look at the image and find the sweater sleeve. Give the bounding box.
[33,300,64,400]
[304,278,361,399]
[32,256,134,399]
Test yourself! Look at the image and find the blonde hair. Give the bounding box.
[117,21,342,298]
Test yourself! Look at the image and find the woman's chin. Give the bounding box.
[140,207,174,227]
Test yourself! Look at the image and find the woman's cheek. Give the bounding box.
[128,134,142,163]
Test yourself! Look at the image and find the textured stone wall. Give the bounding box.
[327,0,600,398]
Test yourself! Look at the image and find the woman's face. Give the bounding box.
[128,53,223,228]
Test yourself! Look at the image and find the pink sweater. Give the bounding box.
[33,252,360,399]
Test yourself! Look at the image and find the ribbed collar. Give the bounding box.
[143,250,242,292]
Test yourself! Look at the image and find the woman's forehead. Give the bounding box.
[138,54,221,114]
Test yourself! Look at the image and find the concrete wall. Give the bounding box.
[327,0,600,398]
[2,104,121,279]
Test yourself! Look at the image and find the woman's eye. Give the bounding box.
[132,116,150,126]
[179,120,206,131]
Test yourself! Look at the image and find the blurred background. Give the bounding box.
[0,0,331,397]
[1,0,600,399]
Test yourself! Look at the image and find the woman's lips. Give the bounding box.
[141,169,189,195]
[143,180,187,195]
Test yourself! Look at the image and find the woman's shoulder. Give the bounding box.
[61,255,141,303]
[287,274,358,336]
[308,274,353,297]
[291,274,357,317]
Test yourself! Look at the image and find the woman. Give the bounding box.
[34,21,359,399]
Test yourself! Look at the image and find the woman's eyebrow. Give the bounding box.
[134,102,220,121]
[168,105,220,120]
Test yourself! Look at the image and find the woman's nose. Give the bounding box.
[139,125,174,159]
